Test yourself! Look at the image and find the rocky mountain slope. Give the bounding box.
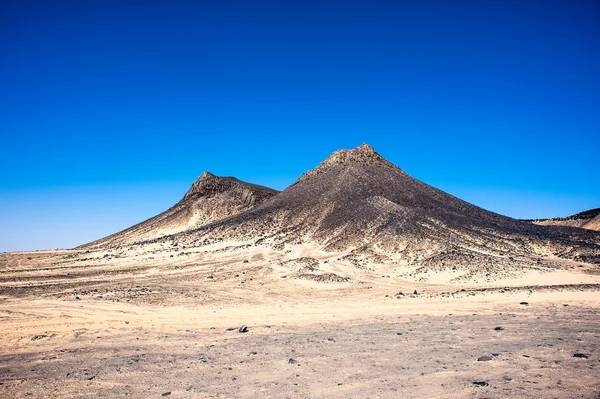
[531,208,600,231]
[174,144,599,272]
[81,172,278,248]
[83,144,600,276]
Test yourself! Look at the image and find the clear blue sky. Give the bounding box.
[1,0,599,251]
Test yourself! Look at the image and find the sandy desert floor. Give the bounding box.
[1,242,599,398]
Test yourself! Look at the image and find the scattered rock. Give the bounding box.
[477,355,494,362]
[573,353,589,359]
[473,381,489,387]
[239,325,248,333]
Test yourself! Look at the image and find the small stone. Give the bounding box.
[288,358,297,365]
[477,355,493,362]
[239,325,248,333]
[243,260,249,263]
[573,353,589,359]
[494,327,504,331]
[413,290,419,295]
[520,302,529,306]
[207,275,214,280]
[161,392,171,397]
[473,381,489,387]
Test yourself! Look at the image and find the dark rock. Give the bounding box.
[473,381,489,387]
[207,275,214,280]
[162,392,171,397]
[413,290,419,295]
[477,355,493,362]
[573,353,589,359]
[239,325,248,333]
[243,260,249,263]
[520,302,529,306]
[494,327,504,331]
[288,358,297,365]
[225,327,236,332]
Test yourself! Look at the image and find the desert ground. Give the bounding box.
[1,242,599,398]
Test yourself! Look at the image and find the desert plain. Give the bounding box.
[1,241,599,399]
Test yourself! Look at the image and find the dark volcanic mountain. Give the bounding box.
[531,208,600,231]
[175,144,599,272]
[81,172,278,248]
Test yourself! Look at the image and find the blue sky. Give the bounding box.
[1,0,599,251]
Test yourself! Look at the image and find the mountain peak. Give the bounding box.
[320,143,389,167]
[199,171,215,179]
[294,144,395,185]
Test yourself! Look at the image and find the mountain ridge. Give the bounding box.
[81,144,600,276]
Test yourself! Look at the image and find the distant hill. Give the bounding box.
[80,172,278,248]
[530,208,600,231]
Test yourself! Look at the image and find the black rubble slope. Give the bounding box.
[79,172,278,249]
[180,144,600,269]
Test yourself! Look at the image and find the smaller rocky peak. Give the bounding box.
[183,172,234,200]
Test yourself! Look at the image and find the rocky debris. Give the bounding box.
[238,325,248,333]
[293,273,350,283]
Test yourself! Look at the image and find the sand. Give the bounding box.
[1,243,599,398]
